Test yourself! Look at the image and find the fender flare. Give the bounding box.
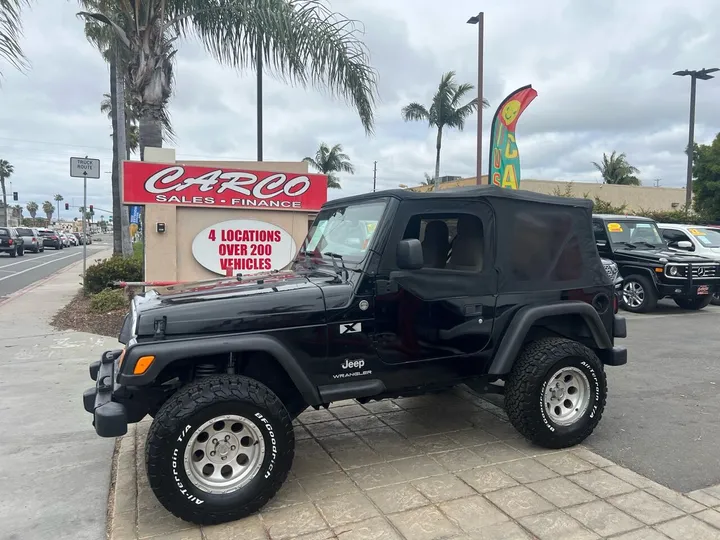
[619,265,657,283]
[488,301,613,376]
[118,334,321,405]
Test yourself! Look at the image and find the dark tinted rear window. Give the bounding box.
[39,230,53,236]
[0,228,10,236]
[16,227,33,236]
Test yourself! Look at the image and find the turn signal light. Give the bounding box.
[655,267,663,273]
[133,355,155,375]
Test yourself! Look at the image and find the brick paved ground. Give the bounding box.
[108,388,720,540]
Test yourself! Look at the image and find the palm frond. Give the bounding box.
[401,102,430,123]
[0,0,32,77]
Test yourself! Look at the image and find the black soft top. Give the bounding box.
[325,185,593,210]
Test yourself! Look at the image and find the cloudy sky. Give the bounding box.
[1,0,719,218]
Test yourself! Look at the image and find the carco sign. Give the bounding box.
[123,161,327,211]
[192,219,298,276]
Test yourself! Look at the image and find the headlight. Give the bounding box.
[669,266,679,276]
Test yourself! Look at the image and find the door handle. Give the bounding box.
[464,304,483,316]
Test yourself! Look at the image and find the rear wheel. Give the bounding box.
[145,375,294,525]
[674,295,713,310]
[505,337,607,449]
[9,248,17,258]
[621,274,657,313]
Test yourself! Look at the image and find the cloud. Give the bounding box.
[1,0,720,219]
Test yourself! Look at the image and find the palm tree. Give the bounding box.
[0,0,31,77]
[101,92,153,158]
[26,200,37,225]
[54,193,63,221]
[422,173,434,186]
[42,201,54,223]
[11,204,22,219]
[0,159,14,225]
[77,0,378,158]
[592,152,642,185]
[303,143,354,189]
[402,71,489,190]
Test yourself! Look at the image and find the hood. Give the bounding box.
[134,268,344,337]
[614,247,716,264]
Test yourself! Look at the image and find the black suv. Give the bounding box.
[84,187,627,525]
[593,214,720,312]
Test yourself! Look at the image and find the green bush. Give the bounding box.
[84,255,143,294]
[89,288,129,313]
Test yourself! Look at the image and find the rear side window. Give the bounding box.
[16,227,33,236]
[0,228,10,236]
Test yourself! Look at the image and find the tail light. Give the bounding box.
[8,239,13,245]
[613,293,618,314]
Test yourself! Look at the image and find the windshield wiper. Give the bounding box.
[323,252,349,280]
[634,241,658,249]
[617,241,638,249]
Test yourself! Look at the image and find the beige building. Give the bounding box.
[408,176,688,213]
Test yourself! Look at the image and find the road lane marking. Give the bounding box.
[0,251,62,269]
[0,251,84,282]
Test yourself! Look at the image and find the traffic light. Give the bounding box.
[12,192,18,201]
[65,203,69,210]
[89,205,94,212]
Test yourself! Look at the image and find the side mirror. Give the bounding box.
[396,239,423,270]
[676,240,693,250]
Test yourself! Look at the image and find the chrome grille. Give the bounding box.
[690,264,717,278]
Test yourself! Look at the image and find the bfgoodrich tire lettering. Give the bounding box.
[145,375,294,525]
[504,337,607,449]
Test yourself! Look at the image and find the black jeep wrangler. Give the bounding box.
[84,187,627,525]
[593,214,720,313]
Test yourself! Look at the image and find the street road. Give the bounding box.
[0,238,109,299]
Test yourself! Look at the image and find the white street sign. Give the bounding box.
[70,157,101,179]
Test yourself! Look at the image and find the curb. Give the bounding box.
[0,247,114,308]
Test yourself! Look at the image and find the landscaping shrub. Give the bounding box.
[89,288,129,313]
[84,255,143,294]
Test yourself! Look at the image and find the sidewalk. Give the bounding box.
[0,249,118,540]
[110,389,720,540]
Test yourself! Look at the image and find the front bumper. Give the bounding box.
[83,349,128,438]
[657,281,719,298]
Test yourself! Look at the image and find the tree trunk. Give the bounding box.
[139,113,163,161]
[115,49,132,258]
[1,180,7,227]
[433,127,443,191]
[109,53,122,255]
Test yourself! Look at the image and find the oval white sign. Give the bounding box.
[192,219,297,276]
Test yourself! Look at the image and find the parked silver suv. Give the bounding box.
[15,226,45,253]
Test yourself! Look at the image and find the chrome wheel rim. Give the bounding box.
[543,367,591,427]
[622,281,644,308]
[183,414,265,494]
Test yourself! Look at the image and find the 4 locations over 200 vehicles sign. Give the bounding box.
[122,162,327,211]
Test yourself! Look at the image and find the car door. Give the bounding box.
[372,199,497,365]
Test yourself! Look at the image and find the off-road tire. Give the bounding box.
[504,337,607,449]
[145,375,295,525]
[620,274,658,313]
[673,295,713,311]
[9,248,16,258]
[712,292,720,306]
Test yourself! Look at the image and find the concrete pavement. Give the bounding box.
[0,248,118,540]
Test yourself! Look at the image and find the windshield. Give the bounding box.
[300,199,388,262]
[605,220,665,247]
[687,227,720,248]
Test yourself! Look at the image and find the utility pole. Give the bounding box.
[673,68,719,207]
[373,161,377,192]
[257,45,263,161]
[653,178,661,188]
[467,13,485,185]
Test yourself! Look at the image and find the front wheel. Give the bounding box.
[504,337,607,449]
[712,292,720,306]
[674,295,713,310]
[145,375,294,525]
[620,274,658,313]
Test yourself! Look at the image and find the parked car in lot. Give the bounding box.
[0,227,25,257]
[84,187,627,525]
[15,226,44,253]
[38,228,63,250]
[594,214,720,312]
[658,223,720,305]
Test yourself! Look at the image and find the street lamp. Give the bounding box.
[467,13,485,185]
[673,67,719,207]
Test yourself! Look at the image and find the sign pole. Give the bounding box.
[82,173,87,279]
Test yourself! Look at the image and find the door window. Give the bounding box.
[661,228,694,250]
